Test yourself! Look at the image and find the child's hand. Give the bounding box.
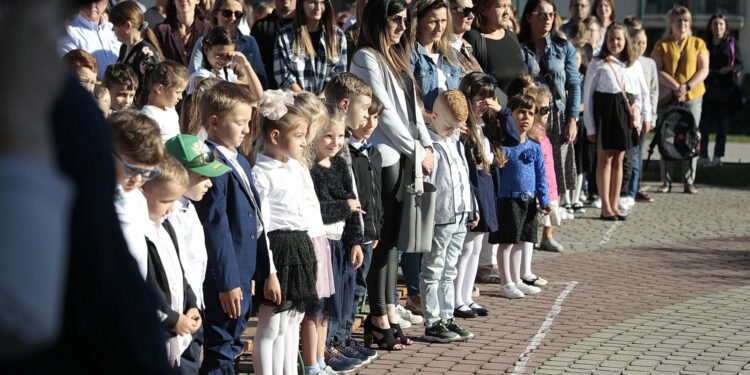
[230,51,250,67]
[422,147,434,176]
[351,245,364,270]
[486,97,502,112]
[347,199,366,214]
[173,314,199,336]
[264,273,282,305]
[186,308,202,333]
[219,287,243,319]
[544,205,552,214]
[468,220,479,229]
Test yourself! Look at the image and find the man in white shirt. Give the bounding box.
[59,0,122,79]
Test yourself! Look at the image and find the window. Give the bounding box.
[644,0,741,16]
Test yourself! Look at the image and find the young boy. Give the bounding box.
[192,81,281,374]
[322,72,377,362]
[141,155,202,369]
[62,48,99,93]
[111,110,164,280]
[421,90,477,343]
[103,62,138,112]
[165,134,233,374]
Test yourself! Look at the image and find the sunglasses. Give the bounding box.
[538,106,551,116]
[220,9,244,19]
[185,149,220,168]
[452,6,476,18]
[531,10,557,20]
[114,153,160,181]
[387,15,407,25]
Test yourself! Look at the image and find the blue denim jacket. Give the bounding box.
[410,43,461,112]
[520,34,581,120]
[189,30,267,88]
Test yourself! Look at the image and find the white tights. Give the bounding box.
[496,242,534,286]
[454,232,485,308]
[253,305,303,375]
[478,235,499,268]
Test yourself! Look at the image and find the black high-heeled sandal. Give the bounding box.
[363,317,403,351]
[390,322,413,346]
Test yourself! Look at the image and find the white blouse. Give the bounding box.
[583,56,652,136]
[253,153,313,233]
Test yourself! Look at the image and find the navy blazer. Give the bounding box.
[194,144,271,293]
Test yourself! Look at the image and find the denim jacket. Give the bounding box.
[520,34,581,120]
[410,43,461,112]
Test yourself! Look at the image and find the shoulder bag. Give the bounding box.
[398,141,437,253]
[606,59,642,146]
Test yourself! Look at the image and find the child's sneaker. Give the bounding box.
[325,347,360,374]
[498,284,525,299]
[396,304,424,325]
[445,319,474,341]
[336,343,370,366]
[539,239,565,253]
[572,202,586,213]
[591,197,602,208]
[423,320,460,343]
[516,281,541,294]
[521,274,548,287]
[344,338,377,363]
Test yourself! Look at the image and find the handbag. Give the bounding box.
[607,60,641,130]
[398,141,437,253]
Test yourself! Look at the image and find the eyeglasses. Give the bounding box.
[114,153,160,181]
[387,15,407,25]
[185,149,220,168]
[452,6,476,18]
[531,10,556,20]
[538,106,551,116]
[220,9,244,19]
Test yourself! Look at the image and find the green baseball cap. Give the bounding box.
[165,135,232,177]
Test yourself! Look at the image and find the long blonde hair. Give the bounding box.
[294,91,328,167]
[293,0,340,61]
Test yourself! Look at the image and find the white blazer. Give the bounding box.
[350,48,433,167]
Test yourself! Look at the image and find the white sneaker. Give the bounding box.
[591,197,602,209]
[395,304,423,325]
[618,197,634,210]
[516,281,542,295]
[498,284,525,299]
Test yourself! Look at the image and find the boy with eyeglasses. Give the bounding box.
[110,110,165,280]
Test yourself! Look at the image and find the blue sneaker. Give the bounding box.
[337,343,371,366]
[325,347,360,374]
[344,338,377,362]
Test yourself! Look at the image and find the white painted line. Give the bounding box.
[511,281,579,375]
[599,221,623,245]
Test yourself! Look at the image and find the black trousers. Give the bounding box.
[367,161,401,316]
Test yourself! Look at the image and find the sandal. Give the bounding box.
[390,322,414,345]
[363,317,404,351]
[656,184,671,193]
[476,267,503,284]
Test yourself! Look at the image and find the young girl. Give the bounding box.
[583,22,651,220]
[187,26,263,100]
[141,61,189,142]
[293,92,339,375]
[454,72,505,318]
[181,76,222,139]
[111,0,164,87]
[528,84,563,259]
[488,94,551,299]
[252,89,320,375]
[309,106,365,366]
[273,0,347,94]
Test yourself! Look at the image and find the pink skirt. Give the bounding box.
[311,235,335,298]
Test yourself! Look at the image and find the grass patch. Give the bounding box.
[641,160,750,188]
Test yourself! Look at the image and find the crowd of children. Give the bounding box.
[59,1,665,374]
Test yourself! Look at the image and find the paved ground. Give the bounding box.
[653,141,750,164]
[352,183,750,374]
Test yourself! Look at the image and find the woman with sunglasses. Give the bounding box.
[350,0,432,351]
[273,0,347,95]
[188,0,267,88]
[518,0,581,215]
[448,0,482,76]
[155,0,211,67]
[463,0,527,97]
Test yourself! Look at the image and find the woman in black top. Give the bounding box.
[111,1,164,89]
[463,0,527,97]
[700,14,742,166]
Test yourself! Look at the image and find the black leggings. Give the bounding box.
[367,161,401,316]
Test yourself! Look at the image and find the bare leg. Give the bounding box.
[610,151,625,216]
[596,149,615,216]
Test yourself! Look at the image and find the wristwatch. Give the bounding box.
[685,83,692,91]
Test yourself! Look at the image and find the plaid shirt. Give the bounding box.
[273,23,348,94]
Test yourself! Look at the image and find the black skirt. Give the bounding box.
[488,197,538,244]
[260,230,319,313]
[593,91,637,151]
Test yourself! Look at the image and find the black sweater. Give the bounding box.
[348,143,384,243]
[146,219,198,333]
[310,156,364,250]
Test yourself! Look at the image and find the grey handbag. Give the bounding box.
[398,141,437,253]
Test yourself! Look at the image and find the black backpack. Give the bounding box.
[649,104,699,161]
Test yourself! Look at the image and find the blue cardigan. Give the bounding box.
[495,139,550,208]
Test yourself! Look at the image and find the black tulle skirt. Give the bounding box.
[262,230,319,313]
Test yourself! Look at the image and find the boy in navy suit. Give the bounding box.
[193,82,281,375]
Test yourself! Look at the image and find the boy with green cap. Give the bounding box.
[164,134,232,373]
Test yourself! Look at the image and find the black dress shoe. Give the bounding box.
[600,215,618,221]
[453,307,478,318]
[616,215,627,221]
[470,305,489,317]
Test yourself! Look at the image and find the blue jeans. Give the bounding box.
[331,242,374,343]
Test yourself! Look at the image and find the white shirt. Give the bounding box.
[252,154,310,233]
[427,52,447,94]
[58,14,122,80]
[187,66,239,94]
[583,56,652,136]
[445,136,472,213]
[144,218,192,365]
[168,197,207,310]
[477,121,494,164]
[114,185,149,280]
[142,105,181,142]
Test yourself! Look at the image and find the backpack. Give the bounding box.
[649,104,699,161]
